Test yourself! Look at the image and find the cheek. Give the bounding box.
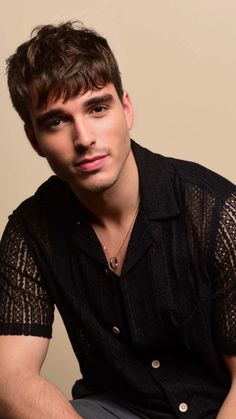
[98,114,129,138]
[40,143,73,176]
[45,150,71,179]
[43,148,66,165]
[39,135,73,161]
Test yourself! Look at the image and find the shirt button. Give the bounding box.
[112,326,120,334]
[151,360,160,369]
[179,403,188,413]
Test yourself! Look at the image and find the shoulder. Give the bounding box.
[11,176,77,230]
[166,155,235,199]
[132,140,236,202]
[13,176,68,210]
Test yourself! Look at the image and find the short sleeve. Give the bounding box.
[212,192,236,354]
[0,216,54,338]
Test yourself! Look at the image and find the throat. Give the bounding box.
[92,198,140,276]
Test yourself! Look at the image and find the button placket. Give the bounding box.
[150,358,189,415]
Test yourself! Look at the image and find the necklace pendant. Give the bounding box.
[109,256,118,270]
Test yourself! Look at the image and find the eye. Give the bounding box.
[46,118,65,130]
[91,105,108,115]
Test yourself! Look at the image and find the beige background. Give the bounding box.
[0,0,236,398]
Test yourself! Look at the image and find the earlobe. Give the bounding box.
[24,124,45,157]
[123,91,134,130]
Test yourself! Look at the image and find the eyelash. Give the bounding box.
[46,118,65,130]
[90,105,108,115]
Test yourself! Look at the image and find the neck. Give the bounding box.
[75,151,139,226]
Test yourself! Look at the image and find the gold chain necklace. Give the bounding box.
[103,199,140,271]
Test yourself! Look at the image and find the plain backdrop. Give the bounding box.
[1,0,236,398]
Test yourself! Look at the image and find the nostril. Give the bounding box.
[72,126,96,148]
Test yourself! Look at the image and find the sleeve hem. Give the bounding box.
[0,322,52,338]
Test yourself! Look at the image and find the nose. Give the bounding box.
[72,117,96,149]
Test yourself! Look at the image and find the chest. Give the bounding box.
[49,210,212,351]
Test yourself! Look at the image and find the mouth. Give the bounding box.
[74,154,108,172]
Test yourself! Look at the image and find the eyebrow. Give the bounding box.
[35,93,115,128]
[83,93,114,107]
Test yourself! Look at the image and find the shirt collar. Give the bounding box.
[131,140,180,220]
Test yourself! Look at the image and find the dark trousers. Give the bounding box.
[70,395,148,418]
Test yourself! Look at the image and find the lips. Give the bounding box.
[74,154,108,172]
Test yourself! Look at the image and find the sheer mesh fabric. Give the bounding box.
[185,183,216,257]
[0,217,54,337]
[184,186,236,350]
[0,187,235,350]
[212,192,236,352]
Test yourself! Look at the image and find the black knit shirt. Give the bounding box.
[0,141,236,418]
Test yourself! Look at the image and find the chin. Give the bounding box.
[76,176,119,195]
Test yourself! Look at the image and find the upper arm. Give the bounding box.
[0,216,54,338]
[0,335,50,374]
[223,355,236,383]
[212,191,236,353]
[0,214,53,374]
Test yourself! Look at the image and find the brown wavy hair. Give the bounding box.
[6,21,123,124]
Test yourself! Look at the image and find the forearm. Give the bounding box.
[0,368,83,419]
[216,381,236,419]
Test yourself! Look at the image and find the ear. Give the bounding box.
[122,91,134,130]
[24,124,45,157]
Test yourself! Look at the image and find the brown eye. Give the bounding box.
[46,118,65,130]
[91,105,107,114]
[50,119,62,127]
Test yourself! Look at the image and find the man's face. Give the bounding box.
[26,84,134,197]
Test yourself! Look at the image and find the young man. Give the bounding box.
[0,21,235,419]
